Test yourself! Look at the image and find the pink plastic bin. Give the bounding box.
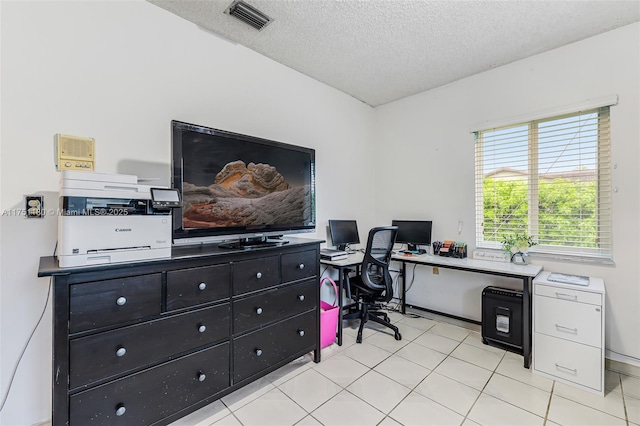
[320,277,340,348]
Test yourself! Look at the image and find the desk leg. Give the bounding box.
[401,262,406,314]
[523,277,532,369]
[337,268,344,346]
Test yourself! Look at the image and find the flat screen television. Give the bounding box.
[172,120,316,247]
[392,220,432,252]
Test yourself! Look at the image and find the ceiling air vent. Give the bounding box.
[226,1,273,31]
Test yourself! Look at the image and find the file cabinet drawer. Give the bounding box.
[70,274,162,334]
[234,279,316,334]
[534,296,601,347]
[281,249,317,283]
[167,264,231,310]
[232,256,279,295]
[70,343,230,426]
[70,303,230,389]
[234,310,316,383]
[535,284,601,306]
[534,333,601,391]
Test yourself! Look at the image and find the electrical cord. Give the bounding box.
[0,278,52,413]
[0,243,56,413]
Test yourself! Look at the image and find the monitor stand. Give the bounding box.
[336,244,348,251]
[219,236,289,250]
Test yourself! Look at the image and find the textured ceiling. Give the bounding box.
[148,0,640,107]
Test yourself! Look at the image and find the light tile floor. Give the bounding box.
[171,312,640,426]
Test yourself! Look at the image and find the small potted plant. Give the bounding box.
[501,233,537,264]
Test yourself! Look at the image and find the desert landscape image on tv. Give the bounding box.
[181,133,313,229]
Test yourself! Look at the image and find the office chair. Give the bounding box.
[343,226,401,343]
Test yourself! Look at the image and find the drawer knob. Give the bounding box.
[256,272,262,279]
[298,263,305,270]
[298,330,305,337]
[198,325,206,333]
[198,282,207,291]
[255,349,263,356]
[116,347,127,357]
[298,295,305,302]
[256,307,263,315]
[116,297,127,306]
[198,371,206,382]
[115,404,126,417]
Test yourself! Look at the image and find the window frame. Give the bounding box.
[474,107,612,262]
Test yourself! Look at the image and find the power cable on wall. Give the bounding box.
[0,243,56,413]
[0,278,52,413]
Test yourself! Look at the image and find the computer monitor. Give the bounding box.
[392,220,433,252]
[328,220,360,251]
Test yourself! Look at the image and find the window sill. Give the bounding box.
[475,246,615,266]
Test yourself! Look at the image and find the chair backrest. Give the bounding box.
[360,226,398,302]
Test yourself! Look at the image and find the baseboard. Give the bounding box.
[606,353,640,378]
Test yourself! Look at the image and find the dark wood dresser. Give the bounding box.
[38,238,321,425]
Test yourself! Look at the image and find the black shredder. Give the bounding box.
[482,286,523,353]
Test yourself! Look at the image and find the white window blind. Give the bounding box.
[475,107,612,260]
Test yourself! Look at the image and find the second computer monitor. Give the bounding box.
[328,220,360,251]
[392,220,433,252]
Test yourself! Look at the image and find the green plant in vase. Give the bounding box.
[501,233,537,264]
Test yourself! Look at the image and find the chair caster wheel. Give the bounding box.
[356,334,363,344]
[394,332,402,341]
[482,338,488,345]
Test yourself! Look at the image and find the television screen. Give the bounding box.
[172,121,316,244]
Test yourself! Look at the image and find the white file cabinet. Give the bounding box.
[533,271,605,396]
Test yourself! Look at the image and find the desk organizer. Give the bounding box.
[434,241,467,258]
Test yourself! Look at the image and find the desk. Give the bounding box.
[392,253,542,368]
[320,253,363,346]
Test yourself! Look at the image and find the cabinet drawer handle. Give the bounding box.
[256,307,263,315]
[116,297,127,306]
[298,295,305,302]
[256,272,262,279]
[298,330,305,337]
[555,292,577,301]
[116,347,127,357]
[198,282,207,291]
[115,404,126,416]
[555,363,578,375]
[255,349,263,356]
[555,324,578,334]
[298,263,305,270]
[197,371,206,382]
[198,324,206,333]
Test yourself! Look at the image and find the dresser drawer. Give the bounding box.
[534,333,601,391]
[234,278,316,334]
[232,256,279,295]
[534,295,601,347]
[70,343,230,426]
[281,249,317,283]
[167,264,231,310]
[70,303,230,389]
[70,274,162,334]
[234,310,316,383]
[535,284,601,306]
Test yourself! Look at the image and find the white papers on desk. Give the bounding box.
[320,248,348,260]
[547,273,590,286]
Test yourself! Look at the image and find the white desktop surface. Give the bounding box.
[391,253,543,277]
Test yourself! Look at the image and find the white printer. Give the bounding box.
[58,171,177,268]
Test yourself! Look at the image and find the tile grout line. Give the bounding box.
[542,380,555,426]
